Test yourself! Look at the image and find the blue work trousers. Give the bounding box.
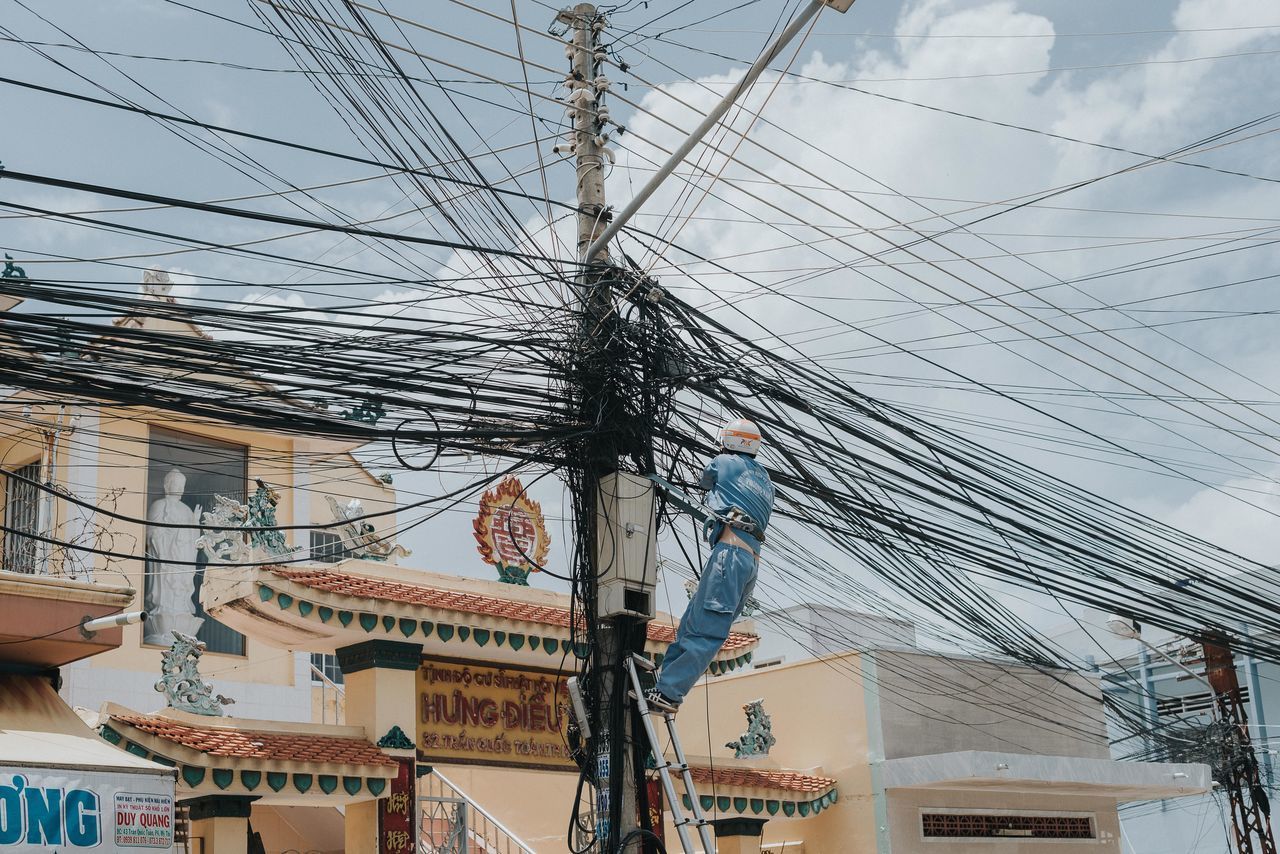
[655,542,758,704]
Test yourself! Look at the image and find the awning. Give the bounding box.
[203,562,758,671]
[881,750,1210,801]
[0,673,172,776]
[96,703,398,805]
[678,766,839,819]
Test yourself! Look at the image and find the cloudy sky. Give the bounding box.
[3,0,1279,651]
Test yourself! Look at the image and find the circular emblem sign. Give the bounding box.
[473,476,551,585]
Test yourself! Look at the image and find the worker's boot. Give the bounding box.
[644,687,680,714]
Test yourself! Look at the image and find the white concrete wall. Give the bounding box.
[872,649,1110,761]
[62,652,314,722]
[752,604,917,668]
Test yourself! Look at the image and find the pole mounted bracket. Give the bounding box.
[821,0,857,11]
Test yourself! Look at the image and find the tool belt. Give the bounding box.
[706,507,765,544]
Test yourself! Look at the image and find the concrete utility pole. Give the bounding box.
[568,3,610,270]
[557,2,858,849]
[561,5,646,850]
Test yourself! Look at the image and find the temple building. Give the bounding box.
[0,275,1214,853]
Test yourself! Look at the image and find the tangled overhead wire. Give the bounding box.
[5,6,1280,841]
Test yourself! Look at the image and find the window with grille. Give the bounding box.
[311,652,344,685]
[1157,686,1248,717]
[922,812,1094,839]
[310,530,347,563]
[4,461,42,574]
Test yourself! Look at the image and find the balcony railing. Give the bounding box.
[310,662,345,725]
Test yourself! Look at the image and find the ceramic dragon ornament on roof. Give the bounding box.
[726,698,776,759]
[197,480,299,565]
[323,496,410,561]
[154,631,235,716]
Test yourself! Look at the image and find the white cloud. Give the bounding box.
[598,0,1280,610]
[162,266,200,300]
[1157,472,1280,564]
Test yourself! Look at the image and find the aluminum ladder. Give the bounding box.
[626,654,716,853]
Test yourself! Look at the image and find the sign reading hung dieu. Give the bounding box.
[0,768,175,850]
[418,657,573,771]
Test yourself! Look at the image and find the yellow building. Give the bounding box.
[0,280,396,720]
[0,275,1213,853]
[0,278,401,851]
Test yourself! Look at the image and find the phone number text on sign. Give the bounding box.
[115,792,174,848]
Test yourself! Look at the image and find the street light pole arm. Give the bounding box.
[582,0,829,263]
[1137,637,1215,693]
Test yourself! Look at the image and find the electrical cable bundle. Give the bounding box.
[4,3,1280,842]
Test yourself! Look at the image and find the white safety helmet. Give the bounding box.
[719,417,762,456]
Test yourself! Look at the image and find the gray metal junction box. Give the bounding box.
[595,471,658,620]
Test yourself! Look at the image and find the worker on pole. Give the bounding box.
[647,418,775,713]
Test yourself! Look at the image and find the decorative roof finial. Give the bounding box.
[154,631,235,716]
[323,495,410,562]
[142,268,174,299]
[726,698,775,758]
[1,253,26,280]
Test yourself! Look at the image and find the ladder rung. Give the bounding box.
[674,818,710,828]
[627,690,676,718]
[656,761,688,773]
[630,654,657,672]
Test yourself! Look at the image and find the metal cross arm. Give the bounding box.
[582,0,858,263]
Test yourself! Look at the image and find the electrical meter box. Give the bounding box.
[595,471,658,620]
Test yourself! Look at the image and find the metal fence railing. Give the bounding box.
[309,662,345,725]
[418,768,536,854]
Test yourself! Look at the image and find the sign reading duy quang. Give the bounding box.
[0,767,175,851]
[418,657,572,771]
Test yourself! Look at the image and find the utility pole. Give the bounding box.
[567,3,610,272]
[1110,617,1276,854]
[555,2,856,850]
[1204,638,1277,854]
[560,5,648,850]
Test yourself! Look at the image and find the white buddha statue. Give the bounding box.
[144,468,204,644]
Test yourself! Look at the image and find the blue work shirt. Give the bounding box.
[700,452,774,554]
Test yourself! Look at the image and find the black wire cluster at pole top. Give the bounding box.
[4,251,1280,703]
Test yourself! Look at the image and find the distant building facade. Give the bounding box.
[1100,629,1279,854]
[702,604,1213,852]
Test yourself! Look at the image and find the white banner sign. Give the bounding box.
[0,767,175,851]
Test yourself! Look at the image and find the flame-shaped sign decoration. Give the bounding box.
[473,476,551,585]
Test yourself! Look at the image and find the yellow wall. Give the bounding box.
[310,682,346,725]
[427,764,581,851]
[249,805,345,854]
[0,394,396,700]
[674,653,877,854]
[417,655,877,854]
